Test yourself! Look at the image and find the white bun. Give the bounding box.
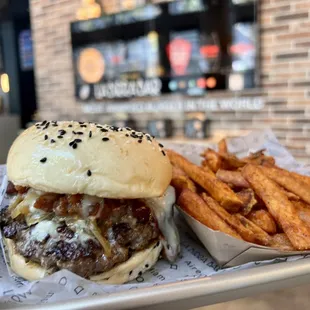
[7,121,172,198]
[5,237,162,283]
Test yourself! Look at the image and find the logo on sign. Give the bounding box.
[166,38,192,76]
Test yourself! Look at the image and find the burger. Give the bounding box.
[0,121,179,283]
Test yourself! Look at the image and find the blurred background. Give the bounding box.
[0,0,308,165]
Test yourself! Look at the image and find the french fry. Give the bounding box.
[283,190,300,201]
[293,201,310,228]
[242,150,275,167]
[178,189,241,239]
[271,234,294,251]
[201,148,222,173]
[219,153,246,170]
[260,166,310,205]
[243,164,310,250]
[247,210,277,234]
[236,189,258,215]
[216,170,250,188]
[218,138,228,154]
[280,168,310,188]
[171,176,197,195]
[202,194,271,246]
[234,214,274,246]
[167,149,244,212]
[172,166,187,178]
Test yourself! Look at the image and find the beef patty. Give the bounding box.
[0,192,160,279]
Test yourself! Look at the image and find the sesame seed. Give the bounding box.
[44,135,48,140]
[101,128,108,132]
[138,140,142,143]
[69,140,75,146]
[57,136,63,139]
[75,139,82,143]
[41,120,47,126]
[162,150,166,156]
[126,127,131,130]
[58,130,66,135]
[51,139,56,143]
[102,137,109,142]
[52,124,58,127]
[159,143,164,148]
[145,264,149,268]
[68,125,73,128]
[125,134,129,137]
[87,170,92,177]
[80,125,87,128]
[40,157,47,163]
[79,122,84,124]
[129,270,132,275]
[76,132,83,135]
[72,143,77,149]
[89,131,92,138]
[146,136,152,141]
[138,271,142,276]
[43,122,50,130]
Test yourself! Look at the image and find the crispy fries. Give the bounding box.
[171,176,197,195]
[260,166,310,205]
[178,189,241,239]
[172,166,187,178]
[234,214,273,246]
[216,170,250,188]
[236,189,257,215]
[201,148,221,173]
[243,164,310,250]
[169,136,310,254]
[247,210,277,234]
[218,138,228,154]
[202,193,270,245]
[271,234,295,251]
[167,149,243,212]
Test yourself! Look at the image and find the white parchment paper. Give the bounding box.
[1,130,310,308]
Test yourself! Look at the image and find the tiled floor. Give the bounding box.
[194,284,310,310]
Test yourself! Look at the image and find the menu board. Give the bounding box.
[71,0,257,101]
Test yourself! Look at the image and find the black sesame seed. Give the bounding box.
[145,264,149,268]
[146,136,152,141]
[138,140,142,143]
[51,139,56,143]
[162,150,166,156]
[73,131,77,134]
[102,137,109,142]
[41,120,47,126]
[89,131,92,138]
[80,125,87,128]
[40,157,47,163]
[96,126,103,129]
[138,271,142,276]
[76,132,83,135]
[57,136,63,139]
[72,143,78,149]
[52,124,58,127]
[79,122,84,124]
[58,130,66,135]
[44,135,48,140]
[159,143,164,148]
[68,125,73,128]
[75,139,82,143]
[87,170,92,177]
[43,122,50,130]
[156,241,160,247]
[69,140,75,146]
[125,134,129,137]
[126,127,131,130]
[129,270,132,275]
[101,128,108,132]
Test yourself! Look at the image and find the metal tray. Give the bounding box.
[18,258,310,310]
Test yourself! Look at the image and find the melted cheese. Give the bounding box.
[144,186,180,262]
[81,195,104,218]
[31,220,58,242]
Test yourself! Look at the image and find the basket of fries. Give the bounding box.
[166,131,310,267]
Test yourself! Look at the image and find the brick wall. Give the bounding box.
[30,0,310,162]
